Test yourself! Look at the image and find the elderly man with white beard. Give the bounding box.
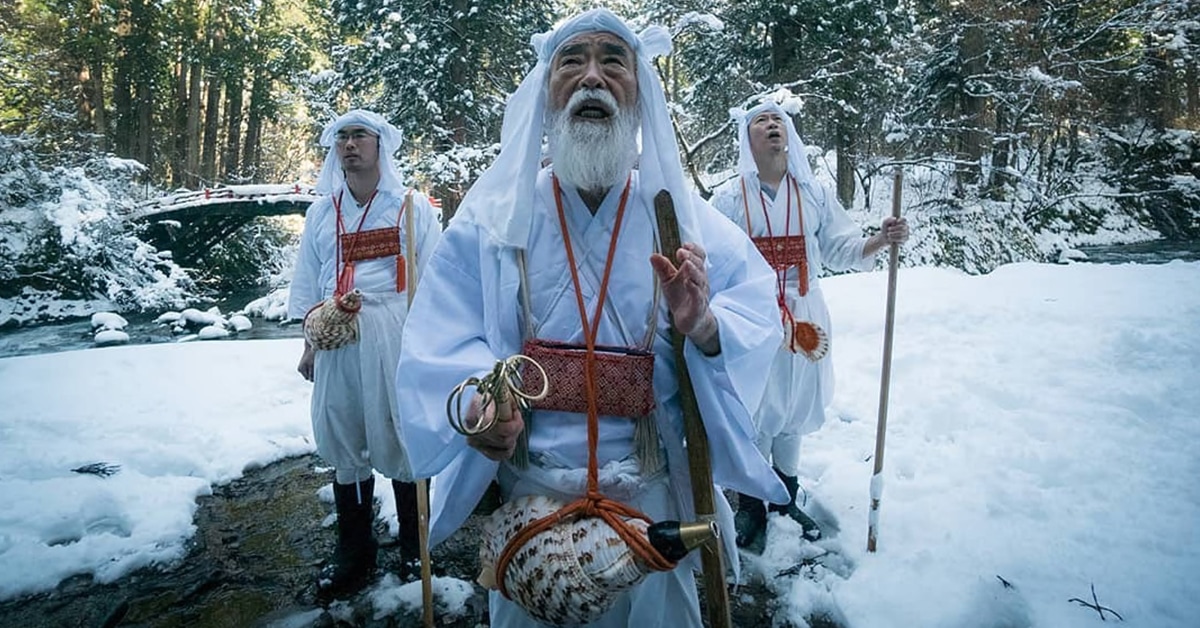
[395,9,786,627]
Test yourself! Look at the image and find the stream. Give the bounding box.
[2,239,1195,361]
[0,289,303,360]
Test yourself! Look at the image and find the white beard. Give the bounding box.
[546,88,640,194]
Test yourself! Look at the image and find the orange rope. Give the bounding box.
[494,177,676,599]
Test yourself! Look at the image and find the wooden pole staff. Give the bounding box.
[867,168,903,553]
[653,190,731,628]
[404,192,435,627]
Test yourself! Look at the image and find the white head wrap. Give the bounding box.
[455,8,699,248]
[731,100,817,195]
[314,109,407,196]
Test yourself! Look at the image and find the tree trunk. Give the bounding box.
[435,0,471,222]
[1187,60,1198,123]
[1140,32,1175,130]
[77,65,97,141]
[201,67,223,184]
[77,60,107,151]
[124,0,156,173]
[171,61,189,187]
[136,77,153,168]
[200,25,224,184]
[223,72,244,180]
[242,67,268,182]
[835,125,856,209]
[113,54,133,157]
[987,107,1012,197]
[185,60,203,188]
[955,22,988,192]
[75,0,107,151]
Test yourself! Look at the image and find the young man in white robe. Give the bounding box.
[708,101,909,551]
[288,109,441,597]
[395,9,788,628]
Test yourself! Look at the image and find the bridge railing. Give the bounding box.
[131,184,321,219]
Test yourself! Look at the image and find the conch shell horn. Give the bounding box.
[303,289,362,351]
[477,494,717,626]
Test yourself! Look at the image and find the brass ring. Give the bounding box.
[447,377,494,436]
[445,354,549,437]
[504,354,549,402]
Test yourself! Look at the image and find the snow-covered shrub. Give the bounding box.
[0,134,195,318]
[903,198,1044,274]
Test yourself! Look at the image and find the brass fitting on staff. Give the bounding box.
[647,520,719,562]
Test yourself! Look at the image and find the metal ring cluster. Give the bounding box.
[447,354,549,436]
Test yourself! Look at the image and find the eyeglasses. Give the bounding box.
[335,130,377,144]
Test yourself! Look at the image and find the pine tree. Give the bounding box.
[330,0,554,218]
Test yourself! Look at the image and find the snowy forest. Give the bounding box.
[1,0,1197,325]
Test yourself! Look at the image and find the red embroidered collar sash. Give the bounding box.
[332,189,408,296]
[742,174,814,349]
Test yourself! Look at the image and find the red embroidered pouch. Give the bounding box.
[341,226,401,262]
[752,234,808,272]
[519,339,656,418]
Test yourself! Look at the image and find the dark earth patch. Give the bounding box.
[0,455,832,628]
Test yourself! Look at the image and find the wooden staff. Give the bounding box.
[404,191,435,627]
[867,168,903,553]
[653,190,731,628]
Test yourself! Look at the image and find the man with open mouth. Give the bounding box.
[710,100,910,552]
[395,8,788,628]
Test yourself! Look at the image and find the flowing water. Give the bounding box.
[1075,239,1200,264]
[0,289,303,360]
[5,240,1194,360]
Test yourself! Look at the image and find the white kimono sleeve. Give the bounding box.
[395,222,509,544]
[676,196,789,504]
[287,200,328,320]
[813,183,873,273]
[409,192,442,279]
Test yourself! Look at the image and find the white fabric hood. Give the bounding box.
[314,109,408,196]
[454,8,701,248]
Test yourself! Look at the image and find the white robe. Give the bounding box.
[288,183,441,481]
[396,169,787,626]
[709,175,871,473]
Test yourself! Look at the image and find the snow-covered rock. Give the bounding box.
[154,311,182,324]
[242,287,291,322]
[180,308,227,328]
[228,315,253,332]
[93,329,130,346]
[197,325,231,340]
[90,312,128,331]
[1058,248,1088,263]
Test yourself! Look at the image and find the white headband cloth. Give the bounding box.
[459,8,701,249]
[314,108,408,196]
[730,99,818,193]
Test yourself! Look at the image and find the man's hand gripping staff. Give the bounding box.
[447,356,549,460]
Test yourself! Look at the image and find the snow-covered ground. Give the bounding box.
[0,260,1196,627]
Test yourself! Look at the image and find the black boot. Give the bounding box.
[392,479,423,581]
[734,492,767,552]
[768,468,822,541]
[317,477,378,598]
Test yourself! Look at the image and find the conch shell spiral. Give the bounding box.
[479,494,651,626]
[303,290,362,351]
[478,494,717,626]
